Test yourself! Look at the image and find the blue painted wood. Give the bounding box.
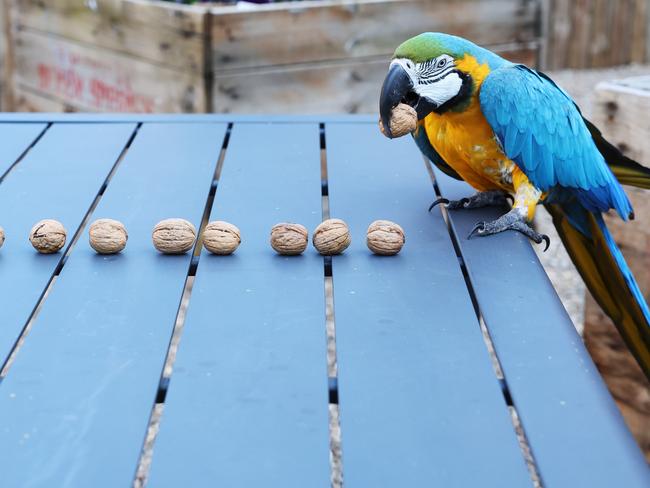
[325,123,531,487]
[0,123,136,364]
[0,123,228,487]
[147,123,331,487]
[433,170,650,487]
[0,123,47,176]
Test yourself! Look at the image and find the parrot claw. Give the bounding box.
[428,197,474,212]
[428,198,449,211]
[466,210,551,252]
[468,221,487,239]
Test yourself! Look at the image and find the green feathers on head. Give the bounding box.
[393,33,506,70]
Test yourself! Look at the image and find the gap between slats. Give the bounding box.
[132,123,233,488]
[0,123,142,379]
[423,159,543,488]
[320,123,344,488]
[0,123,51,184]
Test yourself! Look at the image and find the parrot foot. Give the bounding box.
[467,209,550,252]
[428,190,513,212]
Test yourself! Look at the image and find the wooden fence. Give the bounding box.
[5,0,649,113]
[3,0,541,113]
[544,0,650,69]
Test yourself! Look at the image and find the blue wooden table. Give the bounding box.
[0,114,647,487]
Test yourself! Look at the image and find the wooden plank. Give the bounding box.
[0,123,135,365]
[594,78,650,163]
[589,0,611,67]
[13,29,207,113]
[14,0,207,33]
[211,0,540,71]
[1,0,15,110]
[0,122,47,176]
[630,0,648,63]
[568,0,592,68]
[212,46,537,114]
[0,122,227,487]
[12,84,78,113]
[325,123,530,486]
[14,0,207,73]
[147,123,330,487]
[433,170,650,487]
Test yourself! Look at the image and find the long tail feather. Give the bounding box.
[546,203,650,379]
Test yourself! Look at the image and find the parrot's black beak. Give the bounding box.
[379,64,414,139]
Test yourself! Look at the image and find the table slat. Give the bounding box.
[0,123,136,363]
[0,123,227,487]
[433,170,650,487]
[325,123,531,486]
[148,123,331,487]
[0,123,47,176]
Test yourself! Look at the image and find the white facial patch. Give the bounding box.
[391,54,462,107]
[414,72,463,106]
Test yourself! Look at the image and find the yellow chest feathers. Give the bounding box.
[421,55,513,191]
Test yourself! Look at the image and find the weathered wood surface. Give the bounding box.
[210,0,539,70]
[588,76,650,461]
[13,30,207,112]
[6,0,541,113]
[13,0,208,72]
[211,46,537,114]
[1,0,13,110]
[545,0,650,69]
[594,77,650,159]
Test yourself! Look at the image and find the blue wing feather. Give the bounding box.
[479,65,633,219]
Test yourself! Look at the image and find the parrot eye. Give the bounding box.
[437,59,447,68]
[405,60,415,70]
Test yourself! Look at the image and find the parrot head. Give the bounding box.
[379,32,503,138]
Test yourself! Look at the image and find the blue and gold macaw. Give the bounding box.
[379,33,650,378]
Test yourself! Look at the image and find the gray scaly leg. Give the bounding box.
[467,208,550,251]
[429,190,513,212]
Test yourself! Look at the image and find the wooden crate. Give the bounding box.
[210,0,541,113]
[8,0,210,112]
[588,76,650,461]
[6,0,541,113]
[545,0,650,69]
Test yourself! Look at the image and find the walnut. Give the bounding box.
[29,219,67,254]
[202,220,241,255]
[313,219,351,255]
[0,226,4,249]
[379,103,417,138]
[270,223,308,255]
[367,220,405,255]
[89,219,127,254]
[152,218,196,254]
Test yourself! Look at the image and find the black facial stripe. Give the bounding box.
[420,68,457,85]
[420,63,453,79]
